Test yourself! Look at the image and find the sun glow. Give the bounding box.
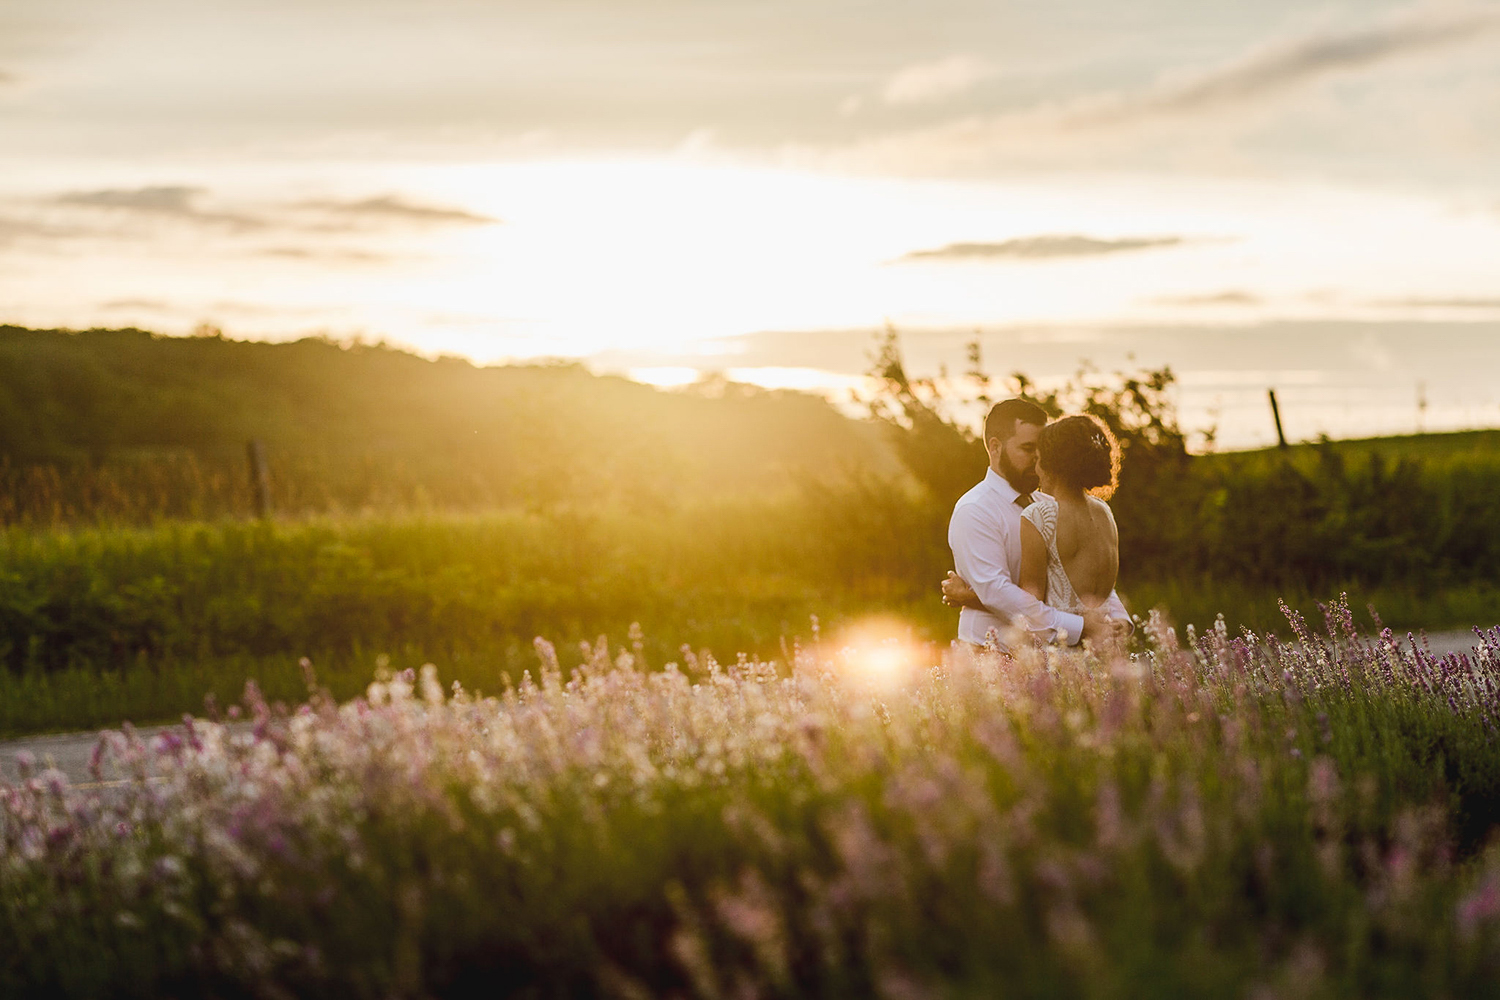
[7,155,1500,444]
[832,617,931,692]
[409,160,924,357]
[13,155,1500,365]
[391,160,1230,360]
[344,160,1500,369]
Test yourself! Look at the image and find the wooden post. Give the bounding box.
[1268,389,1288,450]
[247,439,272,519]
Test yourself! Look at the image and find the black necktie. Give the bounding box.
[1014,493,1034,509]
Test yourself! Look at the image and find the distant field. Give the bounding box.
[1218,427,1500,462]
[1142,423,1500,635]
[1338,427,1500,457]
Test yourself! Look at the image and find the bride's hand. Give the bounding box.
[1081,610,1131,653]
[941,571,980,609]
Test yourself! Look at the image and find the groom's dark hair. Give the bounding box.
[984,398,1048,444]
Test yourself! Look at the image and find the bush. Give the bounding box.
[866,333,1500,608]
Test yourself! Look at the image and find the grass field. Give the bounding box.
[1261,428,1500,461]
[0,505,1496,738]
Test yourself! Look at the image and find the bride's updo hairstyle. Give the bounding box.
[1037,414,1120,499]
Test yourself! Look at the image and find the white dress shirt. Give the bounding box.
[948,468,1128,649]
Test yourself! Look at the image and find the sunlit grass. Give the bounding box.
[0,506,1494,738]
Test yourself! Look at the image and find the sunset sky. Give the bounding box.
[3,0,1500,446]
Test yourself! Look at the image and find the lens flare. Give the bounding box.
[832,616,929,691]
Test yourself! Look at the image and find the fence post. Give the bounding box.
[1267,389,1288,450]
[247,439,272,519]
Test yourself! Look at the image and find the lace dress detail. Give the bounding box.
[1020,494,1085,615]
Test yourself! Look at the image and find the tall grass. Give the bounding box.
[3,603,1499,997]
[0,505,949,735]
[2,505,1495,737]
[1127,577,1500,637]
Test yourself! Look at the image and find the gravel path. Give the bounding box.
[3,628,1495,785]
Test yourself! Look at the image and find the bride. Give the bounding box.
[943,413,1128,646]
[1018,414,1121,617]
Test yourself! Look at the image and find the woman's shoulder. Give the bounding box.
[1086,494,1119,538]
[1022,493,1058,530]
[1026,491,1062,515]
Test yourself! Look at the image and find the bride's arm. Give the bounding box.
[940,523,1050,609]
[1018,519,1048,602]
[941,571,986,609]
[1099,502,1134,634]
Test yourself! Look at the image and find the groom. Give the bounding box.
[943,398,1129,651]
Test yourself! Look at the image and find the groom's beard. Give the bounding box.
[998,449,1040,494]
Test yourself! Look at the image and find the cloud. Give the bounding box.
[1375,295,1500,309]
[294,195,496,226]
[897,234,1185,262]
[883,55,993,106]
[47,186,488,237]
[258,246,391,263]
[833,5,1500,171]
[58,186,199,213]
[100,298,171,311]
[54,186,262,228]
[0,216,51,240]
[1061,6,1500,130]
[0,214,84,245]
[1154,290,1263,307]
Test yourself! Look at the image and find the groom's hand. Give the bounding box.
[941,571,980,609]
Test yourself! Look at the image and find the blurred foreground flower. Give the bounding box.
[3,601,1500,998]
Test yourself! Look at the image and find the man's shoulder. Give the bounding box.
[952,479,992,514]
[950,479,1000,527]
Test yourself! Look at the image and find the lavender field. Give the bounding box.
[3,601,1499,998]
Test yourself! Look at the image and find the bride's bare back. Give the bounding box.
[1019,492,1119,611]
[1052,495,1118,607]
[1017,412,1124,614]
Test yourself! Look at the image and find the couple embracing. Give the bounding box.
[942,398,1134,653]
